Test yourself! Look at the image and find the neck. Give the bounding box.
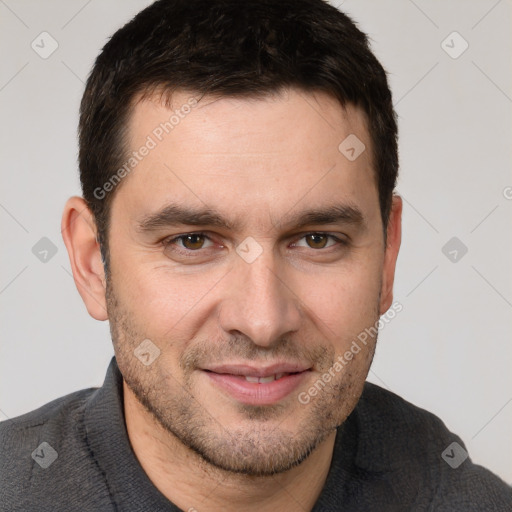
[123,380,336,512]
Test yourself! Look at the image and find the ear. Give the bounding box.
[61,196,108,321]
[379,194,402,315]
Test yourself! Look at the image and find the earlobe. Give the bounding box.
[379,195,402,315]
[61,196,109,321]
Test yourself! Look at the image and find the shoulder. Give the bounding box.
[353,382,512,510]
[0,386,96,457]
[0,387,111,512]
[0,386,96,452]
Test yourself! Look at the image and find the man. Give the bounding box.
[1,0,510,510]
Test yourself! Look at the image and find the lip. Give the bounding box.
[201,362,312,406]
[203,363,310,378]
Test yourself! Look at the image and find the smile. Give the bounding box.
[201,363,312,405]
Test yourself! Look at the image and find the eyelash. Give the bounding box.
[161,232,348,255]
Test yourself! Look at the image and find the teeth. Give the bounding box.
[244,373,287,383]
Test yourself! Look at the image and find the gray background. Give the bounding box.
[1,0,511,483]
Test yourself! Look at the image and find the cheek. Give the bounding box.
[112,260,226,347]
[296,261,382,335]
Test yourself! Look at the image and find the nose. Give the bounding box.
[218,248,302,348]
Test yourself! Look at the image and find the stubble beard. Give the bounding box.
[105,276,378,477]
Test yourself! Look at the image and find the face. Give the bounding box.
[104,88,398,476]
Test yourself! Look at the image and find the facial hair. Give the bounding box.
[106,276,379,477]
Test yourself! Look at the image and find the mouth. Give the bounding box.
[236,372,294,383]
[201,363,312,405]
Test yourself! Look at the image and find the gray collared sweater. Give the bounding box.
[1,358,511,511]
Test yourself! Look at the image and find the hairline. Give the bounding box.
[97,85,387,273]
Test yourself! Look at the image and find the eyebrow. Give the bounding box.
[137,204,238,232]
[136,202,367,234]
[283,204,366,231]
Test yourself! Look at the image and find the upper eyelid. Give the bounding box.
[163,233,216,246]
[291,233,344,244]
[163,231,346,247]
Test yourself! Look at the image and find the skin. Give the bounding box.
[62,88,402,512]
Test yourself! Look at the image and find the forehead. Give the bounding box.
[112,88,379,232]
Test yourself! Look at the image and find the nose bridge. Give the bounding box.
[219,247,301,346]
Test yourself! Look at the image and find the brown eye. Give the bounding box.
[305,233,329,249]
[181,234,206,250]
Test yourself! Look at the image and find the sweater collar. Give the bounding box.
[83,357,180,511]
